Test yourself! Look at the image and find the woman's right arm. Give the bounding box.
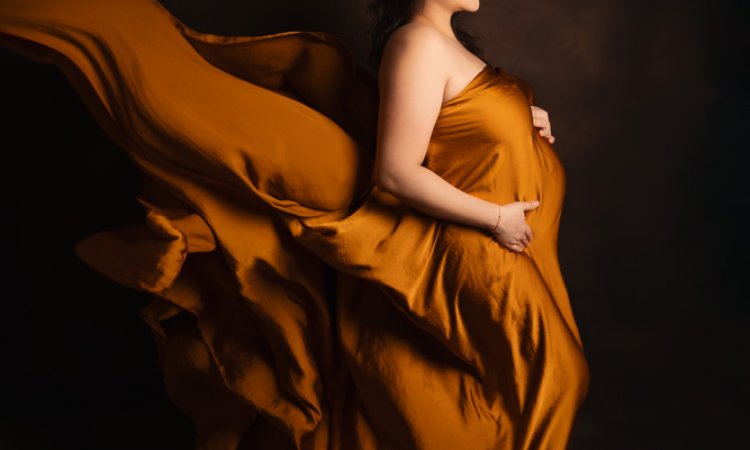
[373,25,502,232]
[374,25,536,252]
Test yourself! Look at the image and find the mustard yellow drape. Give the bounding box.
[0,1,590,449]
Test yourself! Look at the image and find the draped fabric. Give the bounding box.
[0,1,590,449]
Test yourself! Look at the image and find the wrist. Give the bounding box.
[488,204,502,232]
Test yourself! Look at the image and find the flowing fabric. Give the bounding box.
[0,1,590,449]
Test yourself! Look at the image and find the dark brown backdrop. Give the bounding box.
[1,0,747,449]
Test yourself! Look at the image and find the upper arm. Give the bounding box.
[373,26,447,190]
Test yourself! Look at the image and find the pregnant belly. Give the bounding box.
[489,134,566,243]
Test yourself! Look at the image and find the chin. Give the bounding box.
[461,0,481,13]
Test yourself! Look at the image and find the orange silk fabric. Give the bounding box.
[0,1,590,449]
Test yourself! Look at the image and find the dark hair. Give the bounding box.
[366,0,485,73]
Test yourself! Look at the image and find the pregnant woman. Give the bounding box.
[0,0,590,449]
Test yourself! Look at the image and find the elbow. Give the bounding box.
[374,170,401,195]
[375,175,394,194]
[375,163,419,196]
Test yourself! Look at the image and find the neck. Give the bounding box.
[411,1,458,42]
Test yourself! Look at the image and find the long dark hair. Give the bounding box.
[366,0,485,73]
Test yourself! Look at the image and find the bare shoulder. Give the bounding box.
[384,21,447,57]
[378,22,450,84]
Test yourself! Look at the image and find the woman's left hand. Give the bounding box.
[531,105,555,144]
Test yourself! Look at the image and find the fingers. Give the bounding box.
[531,106,555,143]
[515,228,534,250]
[541,129,555,144]
[508,225,535,253]
[531,106,549,123]
[536,125,554,141]
[497,200,537,252]
[511,243,524,252]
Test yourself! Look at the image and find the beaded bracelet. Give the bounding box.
[489,205,501,232]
